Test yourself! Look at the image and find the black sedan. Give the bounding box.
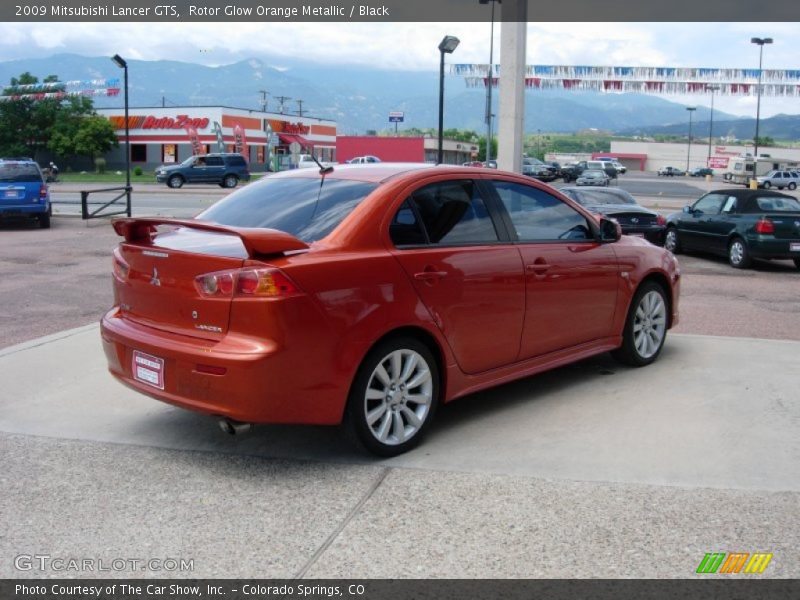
[664,189,800,269]
[559,186,666,245]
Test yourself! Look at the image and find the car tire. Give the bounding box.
[223,175,239,188]
[167,175,184,189]
[664,227,682,254]
[794,258,800,270]
[38,211,51,229]
[763,181,771,189]
[728,237,752,269]
[612,281,669,367]
[345,336,439,457]
[789,182,797,190]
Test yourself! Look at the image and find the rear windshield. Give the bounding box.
[753,196,800,212]
[198,176,378,242]
[0,163,42,183]
[574,189,635,205]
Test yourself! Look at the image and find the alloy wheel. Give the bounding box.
[632,290,667,360]
[364,349,433,446]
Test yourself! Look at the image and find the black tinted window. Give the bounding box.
[226,155,247,166]
[205,156,224,166]
[390,200,427,246]
[0,163,42,183]
[492,181,592,241]
[198,177,377,242]
[407,180,498,245]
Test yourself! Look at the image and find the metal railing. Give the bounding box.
[80,186,131,220]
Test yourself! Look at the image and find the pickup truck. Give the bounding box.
[562,160,617,182]
[297,154,336,169]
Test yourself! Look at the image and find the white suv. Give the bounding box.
[756,170,798,190]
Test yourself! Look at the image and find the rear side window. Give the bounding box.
[403,180,499,245]
[198,176,378,242]
[0,163,42,183]
[753,196,800,212]
[226,155,247,167]
[491,181,592,242]
[205,156,224,166]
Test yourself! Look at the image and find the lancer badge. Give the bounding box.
[150,267,161,287]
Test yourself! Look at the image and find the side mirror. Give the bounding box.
[682,205,693,214]
[599,217,622,243]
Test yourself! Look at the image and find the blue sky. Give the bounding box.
[1,21,798,117]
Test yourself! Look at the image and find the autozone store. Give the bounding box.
[95,106,337,172]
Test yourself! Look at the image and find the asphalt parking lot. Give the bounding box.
[1,175,798,579]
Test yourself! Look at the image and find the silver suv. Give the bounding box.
[755,170,798,190]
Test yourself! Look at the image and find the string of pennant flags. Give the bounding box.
[453,64,800,96]
[0,88,121,102]
[463,77,800,97]
[6,78,120,91]
[451,64,800,82]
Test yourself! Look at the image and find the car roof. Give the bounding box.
[267,162,502,184]
[708,188,793,199]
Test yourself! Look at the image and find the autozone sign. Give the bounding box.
[108,115,210,130]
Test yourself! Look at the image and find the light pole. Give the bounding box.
[686,107,696,172]
[111,54,130,216]
[706,85,720,167]
[438,35,460,164]
[480,0,499,164]
[751,37,773,159]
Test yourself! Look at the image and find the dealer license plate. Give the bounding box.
[791,243,800,252]
[132,350,165,389]
[3,190,19,198]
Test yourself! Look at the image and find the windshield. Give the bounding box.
[198,176,379,242]
[575,189,636,205]
[0,163,42,183]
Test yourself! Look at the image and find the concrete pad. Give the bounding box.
[0,432,384,578]
[305,469,800,578]
[0,325,798,491]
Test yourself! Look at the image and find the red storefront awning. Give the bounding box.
[278,133,315,149]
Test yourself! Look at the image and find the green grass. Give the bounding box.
[58,170,156,184]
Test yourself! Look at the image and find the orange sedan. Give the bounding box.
[101,164,680,455]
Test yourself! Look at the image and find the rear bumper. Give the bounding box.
[0,203,48,216]
[747,237,800,260]
[100,308,345,425]
[622,225,665,246]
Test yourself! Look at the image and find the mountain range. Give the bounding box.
[2,52,790,137]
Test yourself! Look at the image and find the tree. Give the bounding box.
[0,72,95,158]
[755,136,774,147]
[49,114,118,160]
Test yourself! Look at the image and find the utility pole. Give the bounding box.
[274,95,292,114]
[259,90,269,112]
[296,99,305,117]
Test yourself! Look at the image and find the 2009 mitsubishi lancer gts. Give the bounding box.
[101,163,680,456]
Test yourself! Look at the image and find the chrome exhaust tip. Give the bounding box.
[218,418,252,436]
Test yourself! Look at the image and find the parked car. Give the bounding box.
[596,157,627,174]
[560,186,666,245]
[658,166,686,177]
[576,169,610,187]
[545,161,563,178]
[348,155,382,164]
[664,189,800,269]
[482,160,498,169]
[102,164,680,455]
[755,170,798,190]
[0,158,51,228]
[155,153,250,189]
[690,167,714,177]
[522,157,557,182]
[297,154,336,170]
[462,161,484,168]
[563,161,617,182]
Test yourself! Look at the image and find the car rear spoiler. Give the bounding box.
[111,217,309,258]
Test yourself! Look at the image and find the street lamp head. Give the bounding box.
[706,85,720,92]
[111,54,127,69]
[438,36,460,54]
[686,107,697,112]
[751,37,773,45]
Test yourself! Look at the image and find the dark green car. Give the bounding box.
[664,189,800,269]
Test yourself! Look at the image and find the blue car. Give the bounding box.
[0,159,51,228]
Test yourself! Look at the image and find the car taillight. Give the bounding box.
[39,184,48,199]
[195,268,298,298]
[656,214,666,226]
[755,218,775,234]
[112,253,130,282]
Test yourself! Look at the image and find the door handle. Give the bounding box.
[414,270,448,281]
[526,262,551,273]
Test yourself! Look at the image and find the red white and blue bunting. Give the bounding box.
[452,64,800,96]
